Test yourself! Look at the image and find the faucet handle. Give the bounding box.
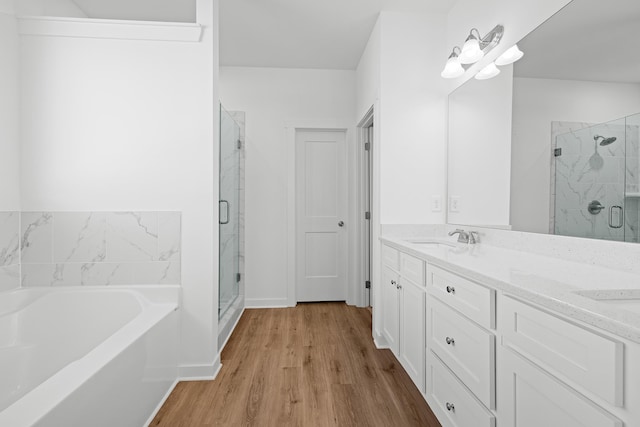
[469,231,480,244]
[448,228,465,236]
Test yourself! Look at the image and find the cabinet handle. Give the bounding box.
[446,337,455,345]
[391,280,397,285]
[397,284,402,289]
[446,286,455,294]
[446,402,455,412]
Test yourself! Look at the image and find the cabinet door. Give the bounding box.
[399,278,425,393]
[499,348,623,427]
[381,265,400,355]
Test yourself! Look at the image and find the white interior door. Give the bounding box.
[295,129,347,302]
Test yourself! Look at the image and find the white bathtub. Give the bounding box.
[0,286,179,427]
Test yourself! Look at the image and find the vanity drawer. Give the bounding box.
[501,296,623,406]
[427,265,495,329]
[400,252,424,286]
[382,244,399,271]
[428,297,495,409]
[427,352,495,427]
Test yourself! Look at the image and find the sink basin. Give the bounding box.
[406,240,457,249]
[574,290,640,315]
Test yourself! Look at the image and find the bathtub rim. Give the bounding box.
[0,285,179,427]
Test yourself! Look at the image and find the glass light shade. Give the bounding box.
[441,56,465,79]
[495,44,524,66]
[459,37,484,64]
[475,62,501,80]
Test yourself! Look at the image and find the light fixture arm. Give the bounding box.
[448,46,462,59]
[478,25,504,53]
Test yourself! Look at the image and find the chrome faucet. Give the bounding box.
[448,229,469,243]
[448,229,480,244]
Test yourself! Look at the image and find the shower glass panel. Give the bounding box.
[554,117,631,241]
[219,106,241,319]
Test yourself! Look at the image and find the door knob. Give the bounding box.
[338,221,345,227]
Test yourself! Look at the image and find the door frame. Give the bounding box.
[285,119,359,307]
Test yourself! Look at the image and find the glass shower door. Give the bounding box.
[219,107,241,319]
[554,118,626,241]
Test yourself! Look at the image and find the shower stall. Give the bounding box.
[218,106,245,344]
[553,112,640,242]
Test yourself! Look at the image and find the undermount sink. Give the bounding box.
[574,290,640,315]
[406,240,457,249]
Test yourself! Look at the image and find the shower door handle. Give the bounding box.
[609,205,624,229]
[219,200,230,225]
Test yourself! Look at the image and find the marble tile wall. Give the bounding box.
[20,211,181,287]
[552,121,639,242]
[0,212,20,291]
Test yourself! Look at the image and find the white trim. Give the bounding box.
[177,355,222,381]
[144,378,179,427]
[17,15,202,42]
[246,298,290,308]
[218,307,245,351]
[285,120,356,307]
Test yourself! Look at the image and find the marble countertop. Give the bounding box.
[381,235,640,344]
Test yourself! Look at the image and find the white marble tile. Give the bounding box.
[106,212,158,262]
[80,262,133,286]
[21,212,53,263]
[53,212,107,263]
[158,212,181,262]
[0,265,19,291]
[21,263,82,287]
[132,262,180,285]
[0,212,19,267]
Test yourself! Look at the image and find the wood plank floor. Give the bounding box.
[151,303,441,426]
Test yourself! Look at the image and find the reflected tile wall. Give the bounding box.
[0,212,20,291]
[552,121,639,242]
[20,211,181,287]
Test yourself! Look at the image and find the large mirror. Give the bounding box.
[448,0,640,242]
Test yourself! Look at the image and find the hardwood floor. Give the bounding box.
[151,303,441,426]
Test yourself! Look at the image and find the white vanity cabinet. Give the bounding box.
[425,265,497,427]
[498,295,629,427]
[380,244,426,393]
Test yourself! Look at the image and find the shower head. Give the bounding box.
[594,135,617,146]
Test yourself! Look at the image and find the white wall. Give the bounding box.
[219,66,356,307]
[448,65,513,227]
[0,2,20,211]
[356,18,380,122]
[446,0,572,91]
[17,0,88,17]
[511,77,640,233]
[19,0,220,376]
[378,12,449,225]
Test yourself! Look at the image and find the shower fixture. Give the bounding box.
[594,135,617,146]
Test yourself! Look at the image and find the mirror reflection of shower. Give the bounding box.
[553,112,640,243]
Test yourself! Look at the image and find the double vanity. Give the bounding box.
[378,232,640,427]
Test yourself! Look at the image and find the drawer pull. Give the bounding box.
[446,337,455,345]
[391,280,397,285]
[397,284,402,289]
[446,286,456,294]
[446,402,455,412]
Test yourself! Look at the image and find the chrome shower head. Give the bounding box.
[594,135,617,146]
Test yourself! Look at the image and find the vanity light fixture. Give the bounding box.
[475,62,501,80]
[441,25,504,79]
[441,47,465,79]
[495,44,524,66]
[459,29,484,64]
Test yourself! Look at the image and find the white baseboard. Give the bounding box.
[219,307,245,352]
[178,355,222,381]
[245,298,290,308]
[144,378,179,427]
[373,331,389,349]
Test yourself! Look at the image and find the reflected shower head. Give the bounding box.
[594,135,617,146]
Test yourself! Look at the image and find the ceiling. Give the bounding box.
[515,0,640,83]
[219,0,457,70]
[71,0,458,70]
[72,0,197,23]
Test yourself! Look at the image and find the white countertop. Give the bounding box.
[381,236,640,344]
